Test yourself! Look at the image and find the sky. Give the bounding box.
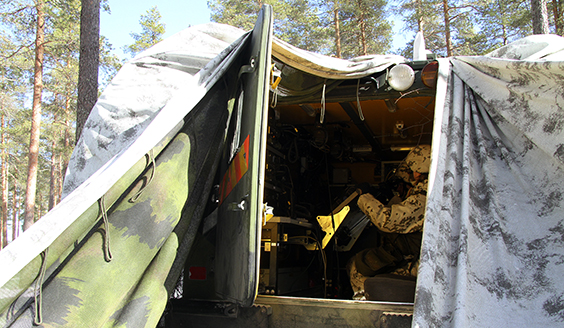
[100,0,213,59]
[100,0,410,60]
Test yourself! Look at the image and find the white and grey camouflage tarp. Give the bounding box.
[415,35,564,327]
[62,23,247,196]
[63,25,405,197]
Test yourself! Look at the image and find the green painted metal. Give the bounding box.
[214,5,273,306]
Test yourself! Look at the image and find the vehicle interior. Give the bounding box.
[257,58,437,301]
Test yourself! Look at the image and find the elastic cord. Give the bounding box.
[34,248,48,325]
[320,80,327,123]
[99,195,113,262]
[270,89,278,108]
[356,79,365,121]
[130,150,156,203]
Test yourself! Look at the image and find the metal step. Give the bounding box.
[255,295,413,328]
[163,296,413,328]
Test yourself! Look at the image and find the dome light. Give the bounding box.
[388,64,415,91]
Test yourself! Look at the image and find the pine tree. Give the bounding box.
[209,0,264,31]
[0,0,121,237]
[336,0,392,58]
[272,0,329,53]
[124,6,166,57]
[398,0,488,57]
[209,0,392,57]
[552,0,564,35]
[473,0,531,53]
[332,1,343,58]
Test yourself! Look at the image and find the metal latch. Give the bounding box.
[238,57,256,78]
[228,194,249,212]
[228,199,247,212]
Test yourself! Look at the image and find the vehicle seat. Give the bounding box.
[364,274,416,303]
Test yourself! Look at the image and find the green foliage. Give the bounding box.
[271,0,330,53]
[124,6,166,57]
[473,0,532,53]
[99,35,121,89]
[208,0,264,31]
[396,0,543,58]
[209,0,393,57]
[332,0,393,57]
[209,0,332,53]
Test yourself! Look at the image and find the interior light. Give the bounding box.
[388,64,415,91]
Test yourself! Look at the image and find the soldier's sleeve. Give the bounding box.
[358,193,426,234]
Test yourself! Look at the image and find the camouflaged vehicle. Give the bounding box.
[2,5,564,328]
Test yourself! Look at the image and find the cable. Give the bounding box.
[356,79,365,121]
[288,234,327,297]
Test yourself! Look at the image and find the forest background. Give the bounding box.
[0,0,562,248]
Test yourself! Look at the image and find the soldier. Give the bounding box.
[348,145,431,299]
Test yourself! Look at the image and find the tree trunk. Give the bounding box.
[76,0,100,143]
[358,12,368,56]
[12,186,19,240]
[417,0,424,33]
[57,153,63,202]
[1,115,8,248]
[61,92,72,192]
[23,0,45,231]
[532,0,549,34]
[334,6,342,58]
[553,0,563,35]
[48,138,57,210]
[442,0,453,56]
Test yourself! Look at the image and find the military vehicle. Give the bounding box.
[2,5,564,328]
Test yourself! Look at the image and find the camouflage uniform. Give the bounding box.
[348,261,368,300]
[357,145,431,234]
[357,180,427,234]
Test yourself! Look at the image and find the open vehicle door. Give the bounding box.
[214,5,273,306]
